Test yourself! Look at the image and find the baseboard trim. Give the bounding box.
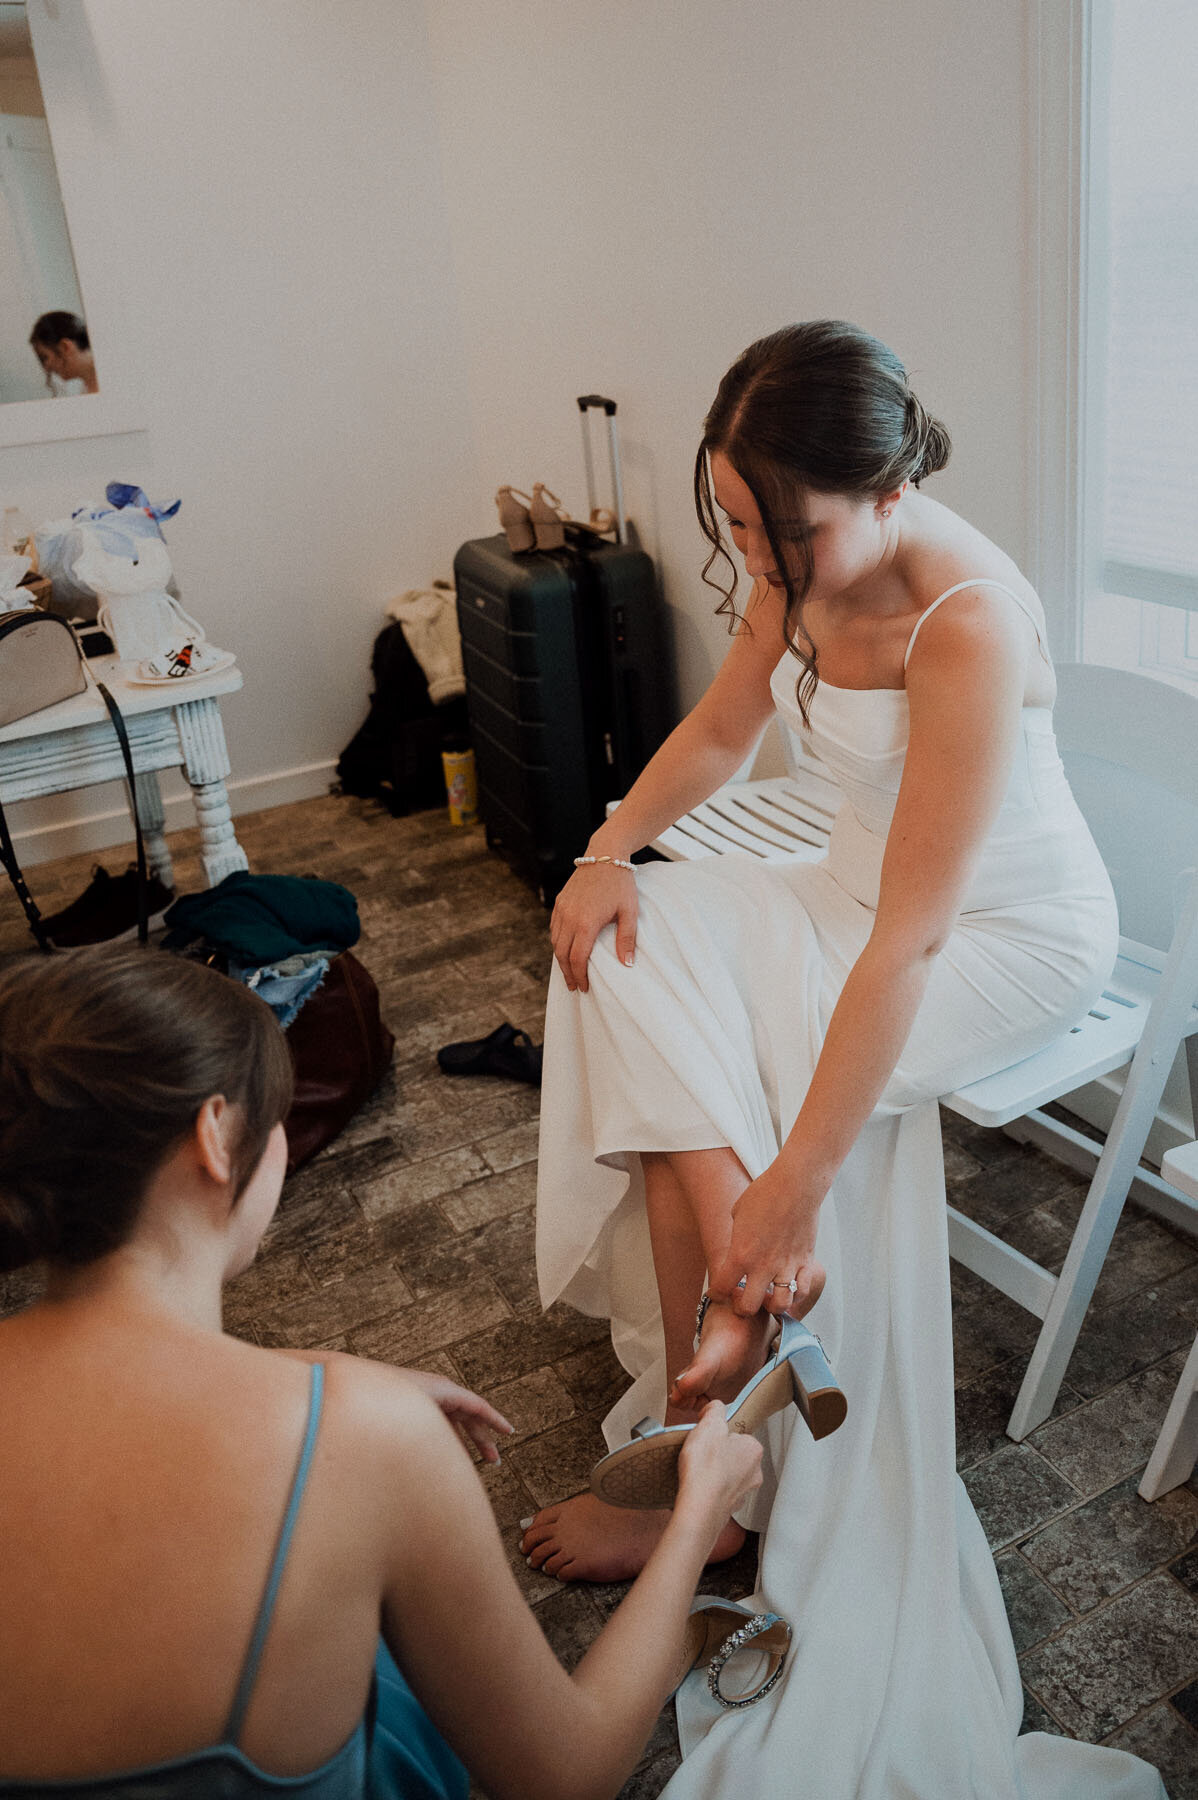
[11,761,338,867]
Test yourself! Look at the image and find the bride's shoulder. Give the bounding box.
[899,495,1040,615]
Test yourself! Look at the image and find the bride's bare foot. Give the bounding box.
[669,1298,775,1413]
[521,1493,745,1583]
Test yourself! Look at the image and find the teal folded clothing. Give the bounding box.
[163,872,360,965]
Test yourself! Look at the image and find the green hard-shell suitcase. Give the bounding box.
[454,397,672,905]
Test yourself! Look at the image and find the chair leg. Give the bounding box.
[1006,1149,1132,1440]
[1139,1330,1198,1501]
[1006,913,1198,1439]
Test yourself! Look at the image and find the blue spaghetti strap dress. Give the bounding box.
[0,1364,468,1800]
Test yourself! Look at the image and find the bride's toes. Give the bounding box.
[521,1508,559,1559]
[670,1350,718,1408]
[515,1491,678,1582]
[524,1531,560,1568]
[519,1491,745,1582]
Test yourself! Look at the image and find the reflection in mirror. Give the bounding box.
[0,1,96,403]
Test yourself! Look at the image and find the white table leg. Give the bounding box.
[175,695,249,888]
[131,771,175,890]
[191,779,249,886]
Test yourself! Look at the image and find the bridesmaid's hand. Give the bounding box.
[708,1161,826,1319]
[401,1369,514,1463]
[550,862,638,994]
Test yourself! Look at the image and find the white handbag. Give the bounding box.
[0,611,147,951]
[0,608,87,728]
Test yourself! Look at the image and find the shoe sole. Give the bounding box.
[591,1351,848,1511]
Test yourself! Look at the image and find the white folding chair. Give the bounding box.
[943,665,1198,1437]
[648,720,839,866]
[1139,1139,1198,1499]
[637,665,1198,1443]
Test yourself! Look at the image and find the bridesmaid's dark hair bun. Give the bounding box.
[0,947,293,1274]
[694,320,953,723]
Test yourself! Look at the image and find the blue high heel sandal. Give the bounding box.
[590,1302,847,1511]
[670,1596,792,1710]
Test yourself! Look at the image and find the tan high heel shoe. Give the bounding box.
[529,484,567,550]
[495,486,535,553]
[529,483,616,550]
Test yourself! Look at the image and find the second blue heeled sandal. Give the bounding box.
[590,1307,847,1511]
[670,1596,792,1710]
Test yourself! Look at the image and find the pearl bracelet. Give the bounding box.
[573,854,636,872]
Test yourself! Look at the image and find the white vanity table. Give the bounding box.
[0,655,249,889]
[0,6,254,895]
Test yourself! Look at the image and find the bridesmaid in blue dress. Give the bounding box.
[0,948,762,1799]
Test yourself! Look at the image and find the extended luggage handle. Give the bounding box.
[577,395,628,546]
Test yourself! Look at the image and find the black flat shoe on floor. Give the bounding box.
[436,1021,543,1086]
[41,864,175,948]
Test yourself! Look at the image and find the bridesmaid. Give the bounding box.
[0,946,763,1799]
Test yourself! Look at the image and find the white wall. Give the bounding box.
[423,0,1032,731]
[3,0,1033,857]
[2,0,476,860]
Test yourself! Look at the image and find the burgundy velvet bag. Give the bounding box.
[283,950,395,1175]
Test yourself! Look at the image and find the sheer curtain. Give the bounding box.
[1084,0,1198,679]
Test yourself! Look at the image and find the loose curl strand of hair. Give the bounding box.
[695,320,952,725]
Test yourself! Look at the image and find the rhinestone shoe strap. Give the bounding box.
[706,1611,789,1709]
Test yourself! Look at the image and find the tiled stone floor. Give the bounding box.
[2,791,1197,1797]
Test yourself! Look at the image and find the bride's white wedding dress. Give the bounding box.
[536,581,1166,1798]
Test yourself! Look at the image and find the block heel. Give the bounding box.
[786,1337,848,1440]
[590,1308,847,1510]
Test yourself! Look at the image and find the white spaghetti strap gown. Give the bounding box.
[536,581,1166,1799]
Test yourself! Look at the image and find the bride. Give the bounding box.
[525,322,1165,1796]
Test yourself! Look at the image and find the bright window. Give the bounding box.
[1081,0,1198,683]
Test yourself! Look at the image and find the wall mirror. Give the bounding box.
[0,0,141,450]
[0,1,94,405]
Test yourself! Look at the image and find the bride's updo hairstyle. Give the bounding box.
[695,320,952,722]
[0,947,293,1274]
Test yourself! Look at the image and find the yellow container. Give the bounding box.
[441,746,478,826]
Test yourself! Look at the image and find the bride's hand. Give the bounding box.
[708,1161,826,1319]
[550,861,638,994]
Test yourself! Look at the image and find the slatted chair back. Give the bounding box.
[945,663,1198,1439]
[648,721,838,864]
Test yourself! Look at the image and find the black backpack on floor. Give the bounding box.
[336,622,469,816]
